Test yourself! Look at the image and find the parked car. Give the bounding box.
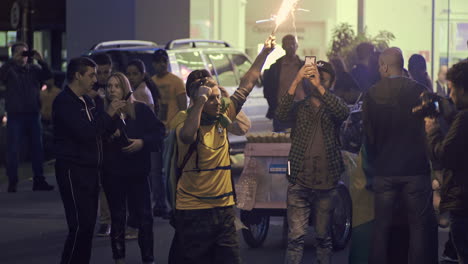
[85,39,272,150]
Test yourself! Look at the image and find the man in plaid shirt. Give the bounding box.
[276,60,349,264]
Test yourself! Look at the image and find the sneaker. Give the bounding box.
[96,223,111,237]
[32,181,54,191]
[441,253,459,263]
[125,227,138,240]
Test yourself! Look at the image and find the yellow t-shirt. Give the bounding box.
[173,100,238,210]
[151,73,186,126]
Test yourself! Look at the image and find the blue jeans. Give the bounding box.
[6,112,44,185]
[285,183,336,264]
[450,212,468,264]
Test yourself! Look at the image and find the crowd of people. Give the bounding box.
[263,35,468,264]
[0,31,467,264]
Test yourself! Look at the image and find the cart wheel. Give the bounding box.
[332,183,353,251]
[240,209,270,248]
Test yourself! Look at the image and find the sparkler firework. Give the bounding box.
[273,0,300,34]
[255,0,308,36]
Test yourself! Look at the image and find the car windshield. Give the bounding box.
[174,51,205,81]
[101,50,157,76]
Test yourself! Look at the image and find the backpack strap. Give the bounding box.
[176,130,199,179]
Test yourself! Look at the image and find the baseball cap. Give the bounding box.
[316,60,336,82]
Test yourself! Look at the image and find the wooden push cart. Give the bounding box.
[236,143,352,250]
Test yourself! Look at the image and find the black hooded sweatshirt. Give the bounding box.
[362,76,430,177]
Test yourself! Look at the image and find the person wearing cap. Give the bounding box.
[151,49,187,126]
[276,60,349,264]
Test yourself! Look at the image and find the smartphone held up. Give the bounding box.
[305,56,316,78]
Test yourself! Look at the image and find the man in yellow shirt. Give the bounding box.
[151,49,187,126]
[169,35,275,264]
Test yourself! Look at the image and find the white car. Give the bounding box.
[85,39,272,151]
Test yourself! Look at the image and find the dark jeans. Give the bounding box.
[450,212,468,264]
[150,151,168,212]
[102,173,154,262]
[285,183,336,264]
[369,175,438,264]
[55,159,99,264]
[6,112,44,185]
[443,231,458,259]
[169,206,240,264]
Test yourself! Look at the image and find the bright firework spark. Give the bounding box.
[273,0,300,34]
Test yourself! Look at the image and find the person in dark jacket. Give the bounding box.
[408,54,433,92]
[329,57,361,104]
[362,48,438,264]
[350,42,375,92]
[425,60,468,264]
[0,42,54,192]
[102,72,164,264]
[53,57,126,264]
[263,34,311,132]
[276,61,349,264]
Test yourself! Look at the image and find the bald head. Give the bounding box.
[379,47,404,78]
[282,34,298,57]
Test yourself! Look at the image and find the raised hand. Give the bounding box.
[308,63,322,88]
[32,50,44,62]
[262,35,276,54]
[295,64,314,82]
[107,99,126,117]
[196,85,212,103]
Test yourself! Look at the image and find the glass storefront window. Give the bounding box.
[435,0,468,67]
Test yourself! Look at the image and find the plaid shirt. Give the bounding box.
[276,90,349,186]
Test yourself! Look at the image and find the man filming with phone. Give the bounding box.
[276,59,349,264]
[0,42,54,192]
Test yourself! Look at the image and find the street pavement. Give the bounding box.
[0,163,451,264]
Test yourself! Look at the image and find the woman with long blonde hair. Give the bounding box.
[101,72,165,264]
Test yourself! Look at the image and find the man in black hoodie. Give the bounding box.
[362,48,438,264]
[53,57,125,264]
